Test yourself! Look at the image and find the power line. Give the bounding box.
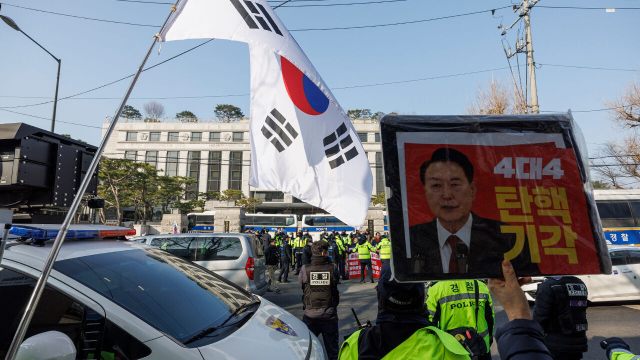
[536,6,640,11]
[291,6,511,31]
[538,63,639,72]
[0,108,103,129]
[275,0,407,8]
[0,3,159,27]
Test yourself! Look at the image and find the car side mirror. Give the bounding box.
[16,331,76,360]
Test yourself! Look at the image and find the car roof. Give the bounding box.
[140,233,250,238]
[3,239,150,268]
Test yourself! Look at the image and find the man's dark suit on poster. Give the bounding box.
[409,212,540,277]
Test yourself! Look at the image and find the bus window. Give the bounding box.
[197,215,215,225]
[313,217,326,226]
[630,202,640,226]
[285,217,295,226]
[325,217,346,227]
[596,202,634,228]
[304,217,314,226]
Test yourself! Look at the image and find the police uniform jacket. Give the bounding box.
[302,244,313,265]
[532,276,589,353]
[298,255,340,323]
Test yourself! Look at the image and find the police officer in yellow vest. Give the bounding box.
[335,233,347,280]
[339,262,471,360]
[601,338,640,360]
[375,236,392,265]
[293,231,305,275]
[354,238,376,283]
[427,280,495,360]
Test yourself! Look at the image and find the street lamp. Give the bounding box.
[1,15,61,133]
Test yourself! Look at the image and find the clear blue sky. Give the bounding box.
[1,0,638,162]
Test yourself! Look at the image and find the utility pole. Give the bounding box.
[499,0,540,114]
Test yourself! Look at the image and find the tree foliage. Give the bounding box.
[214,104,244,122]
[143,101,165,119]
[237,197,262,212]
[591,180,611,190]
[219,189,245,202]
[98,157,137,226]
[465,77,528,115]
[371,193,386,207]
[122,105,142,120]
[176,110,198,123]
[347,109,372,119]
[605,79,640,128]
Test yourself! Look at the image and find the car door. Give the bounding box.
[588,250,636,301]
[626,249,640,299]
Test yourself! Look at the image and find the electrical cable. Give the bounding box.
[538,63,639,72]
[536,6,640,11]
[0,108,104,129]
[274,0,407,8]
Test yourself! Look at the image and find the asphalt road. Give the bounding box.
[264,270,640,360]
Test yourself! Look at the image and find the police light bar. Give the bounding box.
[9,224,136,240]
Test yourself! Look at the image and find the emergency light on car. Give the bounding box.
[9,225,136,240]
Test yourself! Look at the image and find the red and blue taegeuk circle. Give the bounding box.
[281,56,329,116]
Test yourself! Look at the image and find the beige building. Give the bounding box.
[102,117,385,216]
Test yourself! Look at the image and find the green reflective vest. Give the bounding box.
[376,239,391,259]
[426,280,494,353]
[292,237,303,249]
[355,243,375,260]
[338,325,470,360]
[612,350,640,360]
[336,238,346,255]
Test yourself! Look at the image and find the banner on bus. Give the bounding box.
[380,112,611,281]
[347,253,381,279]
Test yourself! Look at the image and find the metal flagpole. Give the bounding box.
[4,2,181,359]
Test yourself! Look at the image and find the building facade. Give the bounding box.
[102,117,385,216]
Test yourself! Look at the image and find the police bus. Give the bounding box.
[595,189,640,245]
[244,214,298,234]
[301,214,355,241]
[187,211,215,232]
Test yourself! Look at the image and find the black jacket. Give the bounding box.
[496,319,552,360]
[282,243,293,262]
[408,212,540,278]
[532,276,588,353]
[265,244,279,266]
[302,245,313,265]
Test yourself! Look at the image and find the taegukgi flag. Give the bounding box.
[160,0,373,228]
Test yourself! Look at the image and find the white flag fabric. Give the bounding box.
[160,0,373,228]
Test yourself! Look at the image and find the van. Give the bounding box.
[131,233,268,296]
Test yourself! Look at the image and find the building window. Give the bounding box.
[207,151,222,192]
[251,191,284,203]
[358,133,368,143]
[228,151,243,190]
[149,132,161,141]
[168,132,179,142]
[126,132,138,141]
[209,132,220,142]
[124,151,137,161]
[191,132,202,142]
[166,151,179,177]
[375,152,384,195]
[145,151,158,167]
[186,152,201,200]
[232,132,244,142]
[375,133,381,143]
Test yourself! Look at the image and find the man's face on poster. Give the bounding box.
[423,161,477,226]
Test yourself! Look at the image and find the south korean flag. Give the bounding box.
[161,0,373,228]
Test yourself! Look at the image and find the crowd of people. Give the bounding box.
[244,227,638,360]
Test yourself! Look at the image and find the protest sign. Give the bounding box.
[380,113,611,281]
[347,253,381,279]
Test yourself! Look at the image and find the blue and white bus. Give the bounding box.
[187,211,215,232]
[595,190,640,245]
[245,214,298,234]
[301,214,355,241]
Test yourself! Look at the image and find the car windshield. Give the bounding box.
[53,248,254,347]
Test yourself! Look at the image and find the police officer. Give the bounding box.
[532,276,589,360]
[301,238,313,267]
[299,241,340,360]
[278,235,293,283]
[327,235,341,284]
[354,238,376,283]
[426,280,494,360]
[375,235,391,265]
[293,231,305,275]
[339,262,468,359]
[335,232,347,280]
[601,338,640,360]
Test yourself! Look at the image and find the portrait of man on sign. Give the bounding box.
[409,147,540,276]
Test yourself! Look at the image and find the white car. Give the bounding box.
[523,245,640,303]
[0,230,325,360]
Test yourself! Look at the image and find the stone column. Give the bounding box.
[213,206,246,233]
[366,207,386,234]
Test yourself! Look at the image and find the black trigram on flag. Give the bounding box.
[262,109,298,152]
[323,123,359,169]
[229,0,283,36]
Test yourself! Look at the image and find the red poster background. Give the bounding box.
[348,253,381,279]
[404,143,600,274]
